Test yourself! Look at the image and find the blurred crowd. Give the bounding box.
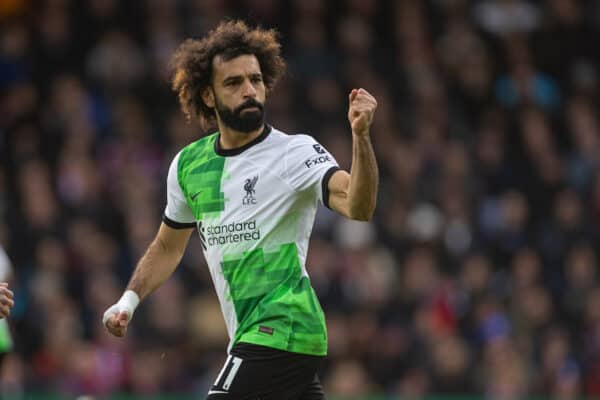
[2,0,600,398]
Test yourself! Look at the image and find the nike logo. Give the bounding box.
[191,191,202,201]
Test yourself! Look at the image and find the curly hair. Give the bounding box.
[170,20,286,128]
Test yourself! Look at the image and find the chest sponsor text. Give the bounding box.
[202,219,261,246]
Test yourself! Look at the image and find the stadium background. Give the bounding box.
[2,0,600,398]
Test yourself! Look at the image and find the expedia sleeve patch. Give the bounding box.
[312,144,326,154]
[284,134,339,199]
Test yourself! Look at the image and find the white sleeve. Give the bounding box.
[284,135,341,207]
[163,151,196,228]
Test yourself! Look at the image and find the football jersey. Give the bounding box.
[163,125,340,356]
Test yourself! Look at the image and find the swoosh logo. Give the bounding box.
[191,191,202,201]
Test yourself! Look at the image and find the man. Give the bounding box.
[103,20,378,400]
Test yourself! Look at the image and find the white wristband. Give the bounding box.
[102,290,140,326]
[118,290,140,312]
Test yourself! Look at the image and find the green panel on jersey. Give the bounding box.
[0,320,13,352]
[177,133,226,219]
[221,243,327,355]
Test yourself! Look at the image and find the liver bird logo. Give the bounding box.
[244,176,258,198]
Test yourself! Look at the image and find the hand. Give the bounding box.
[348,88,377,136]
[103,304,132,338]
[0,283,14,319]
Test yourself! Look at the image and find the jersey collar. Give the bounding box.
[214,124,272,157]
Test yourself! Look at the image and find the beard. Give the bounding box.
[215,96,265,133]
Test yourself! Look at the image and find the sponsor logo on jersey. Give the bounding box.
[313,143,326,154]
[304,155,332,168]
[243,176,258,205]
[200,219,261,247]
[198,221,207,249]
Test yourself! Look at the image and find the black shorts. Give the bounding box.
[206,342,326,400]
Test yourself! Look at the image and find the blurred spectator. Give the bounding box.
[495,37,561,109]
[474,0,541,36]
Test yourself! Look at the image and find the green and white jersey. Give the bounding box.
[163,125,339,356]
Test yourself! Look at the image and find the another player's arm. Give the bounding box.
[328,88,378,221]
[103,223,193,337]
[0,283,14,319]
[0,248,15,318]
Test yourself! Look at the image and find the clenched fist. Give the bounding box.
[348,88,377,136]
[102,290,139,337]
[0,283,14,319]
[103,308,131,337]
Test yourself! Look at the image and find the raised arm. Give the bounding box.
[103,222,193,337]
[328,88,378,221]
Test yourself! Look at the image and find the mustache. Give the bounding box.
[235,99,264,114]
